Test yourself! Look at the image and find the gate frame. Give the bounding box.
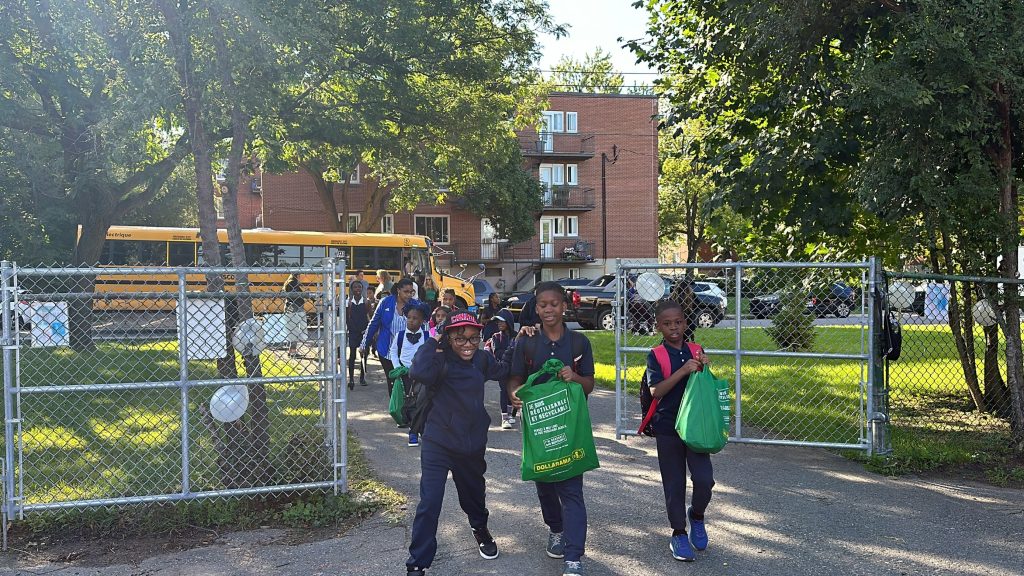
[613,259,882,454]
[0,259,349,548]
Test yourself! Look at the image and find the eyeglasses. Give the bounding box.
[451,336,482,346]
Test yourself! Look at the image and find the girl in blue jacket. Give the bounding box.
[405,312,511,576]
[360,277,418,397]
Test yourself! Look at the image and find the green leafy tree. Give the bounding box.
[659,125,714,262]
[549,48,624,94]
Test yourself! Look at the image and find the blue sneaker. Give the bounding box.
[670,533,695,562]
[408,432,419,447]
[688,506,708,551]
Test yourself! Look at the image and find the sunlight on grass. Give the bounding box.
[90,410,180,448]
[23,426,87,452]
[280,407,320,417]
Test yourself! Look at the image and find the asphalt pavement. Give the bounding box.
[3,356,1022,576]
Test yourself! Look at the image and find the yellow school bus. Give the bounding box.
[83,226,475,311]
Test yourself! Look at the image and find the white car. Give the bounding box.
[694,281,728,308]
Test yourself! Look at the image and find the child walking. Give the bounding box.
[646,299,713,562]
[484,308,517,429]
[388,301,431,447]
[508,282,596,576]
[405,312,512,576]
[346,280,370,389]
[428,305,450,339]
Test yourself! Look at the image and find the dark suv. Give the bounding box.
[566,274,727,331]
[750,281,857,319]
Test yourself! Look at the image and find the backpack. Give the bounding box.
[637,342,703,436]
[875,286,902,361]
[403,352,486,435]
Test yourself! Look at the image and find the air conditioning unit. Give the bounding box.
[250,179,262,194]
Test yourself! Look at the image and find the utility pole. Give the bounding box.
[600,146,618,264]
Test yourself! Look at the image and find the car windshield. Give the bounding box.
[590,276,614,287]
[694,282,711,292]
[472,280,490,293]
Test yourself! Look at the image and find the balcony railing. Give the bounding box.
[542,186,596,210]
[454,238,596,264]
[518,132,596,158]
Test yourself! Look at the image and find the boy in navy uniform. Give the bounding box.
[647,299,713,561]
[508,281,596,576]
[405,312,511,576]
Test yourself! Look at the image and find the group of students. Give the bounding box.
[395,281,716,576]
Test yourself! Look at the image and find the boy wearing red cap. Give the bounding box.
[405,312,511,576]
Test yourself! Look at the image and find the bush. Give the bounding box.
[766,286,815,351]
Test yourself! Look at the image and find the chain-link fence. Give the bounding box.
[882,270,1016,453]
[0,261,347,545]
[614,260,877,451]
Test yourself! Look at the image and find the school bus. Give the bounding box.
[83,226,475,311]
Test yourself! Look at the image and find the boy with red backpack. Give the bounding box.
[639,299,714,562]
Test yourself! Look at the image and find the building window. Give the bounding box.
[338,213,361,232]
[415,215,450,244]
[552,217,564,237]
[381,214,394,234]
[566,216,579,237]
[542,110,564,133]
[540,267,554,282]
[566,112,578,133]
[566,164,578,185]
[214,194,224,219]
[568,267,581,279]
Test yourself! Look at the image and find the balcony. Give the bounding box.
[518,132,596,158]
[455,238,596,264]
[542,186,596,211]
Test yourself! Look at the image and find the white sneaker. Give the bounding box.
[507,416,516,426]
[500,417,512,430]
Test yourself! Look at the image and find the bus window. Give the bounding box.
[352,247,376,270]
[246,244,277,265]
[302,245,326,265]
[411,247,430,275]
[276,245,301,265]
[197,242,231,265]
[377,247,402,271]
[168,242,196,266]
[100,239,167,266]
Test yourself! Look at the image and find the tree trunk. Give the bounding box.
[992,80,1024,452]
[358,180,387,232]
[304,165,343,233]
[982,323,1009,417]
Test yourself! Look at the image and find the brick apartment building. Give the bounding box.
[222,93,659,292]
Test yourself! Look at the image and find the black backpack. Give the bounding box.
[875,286,902,361]
[403,352,486,434]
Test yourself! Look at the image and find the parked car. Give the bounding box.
[694,281,728,303]
[749,281,857,319]
[555,277,594,288]
[566,274,726,331]
[472,279,499,310]
[502,278,594,323]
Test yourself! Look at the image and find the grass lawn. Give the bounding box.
[583,324,1021,484]
[4,340,335,507]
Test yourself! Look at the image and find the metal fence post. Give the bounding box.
[176,269,191,497]
[613,258,623,439]
[867,258,891,455]
[734,262,743,440]
[1,261,14,549]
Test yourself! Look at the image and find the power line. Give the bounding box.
[535,69,662,76]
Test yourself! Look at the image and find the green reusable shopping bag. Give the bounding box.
[675,366,731,454]
[517,359,600,482]
[388,366,409,425]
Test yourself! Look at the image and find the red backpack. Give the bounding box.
[637,342,703,436]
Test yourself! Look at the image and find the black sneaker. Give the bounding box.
[473,527,499,559]
[407,566,426,576]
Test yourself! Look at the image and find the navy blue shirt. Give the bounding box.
[410,338,510,454]
[646,341,695,436]
[510,327,595,386]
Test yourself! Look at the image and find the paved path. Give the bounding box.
[3,359,1022,575]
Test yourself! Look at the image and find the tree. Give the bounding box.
[549,48,624,94]
[658,125,714,262]
[629,0,1024,448]
[260,0,558,243]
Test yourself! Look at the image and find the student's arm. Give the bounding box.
[360,296,387,351]
[506,337,528,408]
[410,337,445,385]
[557,335,596,395]
[650,354,702,399]
[482,350,511,382]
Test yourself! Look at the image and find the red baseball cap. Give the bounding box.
[444,312,483,331]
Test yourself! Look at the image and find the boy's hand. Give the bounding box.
[696,352,709,365]
[558,365,577,383]
[517,325,537,338]
[678,359,703,376]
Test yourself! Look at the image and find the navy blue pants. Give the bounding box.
[407,440,489,569]
[535,474,587,562]
[655,433,715,532]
